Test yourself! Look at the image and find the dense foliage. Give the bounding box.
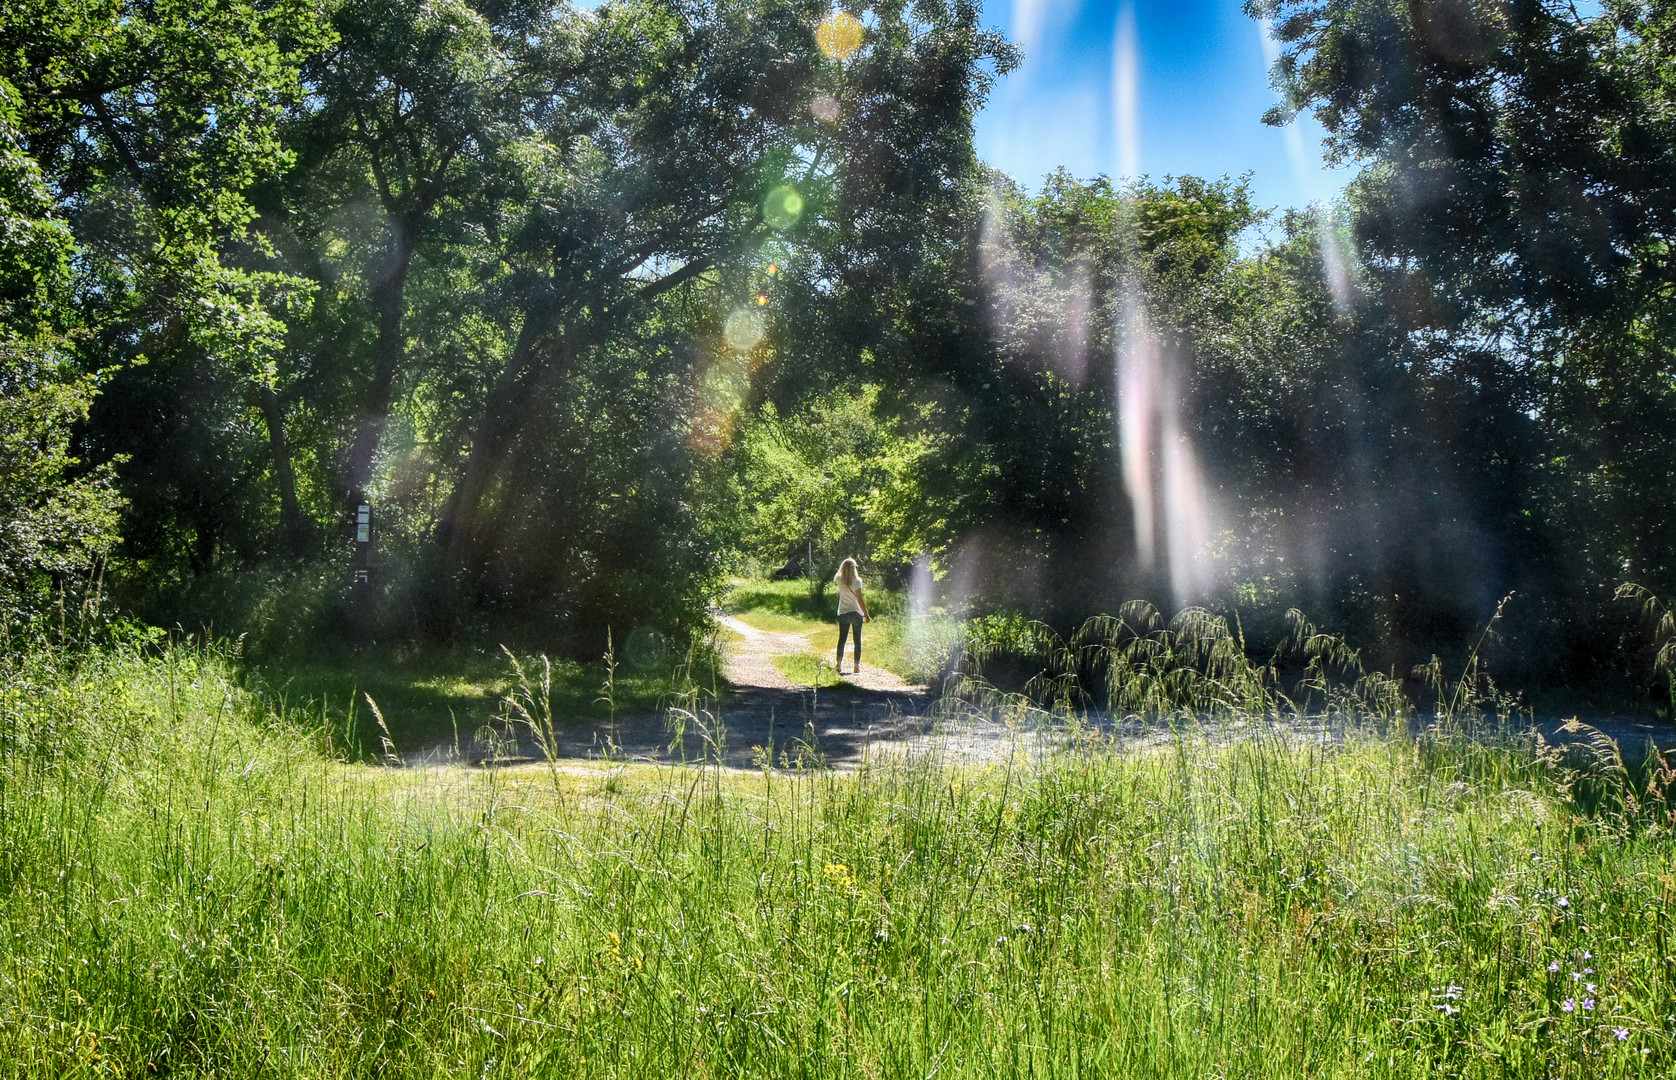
[0,0,1672,693]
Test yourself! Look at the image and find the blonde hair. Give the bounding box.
[834,558,861,589]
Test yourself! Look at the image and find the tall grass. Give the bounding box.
[0,640,1672,1077]
[1617,584,1676,715]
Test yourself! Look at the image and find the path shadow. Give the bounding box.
[421,678,939,769]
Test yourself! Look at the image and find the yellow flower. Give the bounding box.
[824,862,857,890]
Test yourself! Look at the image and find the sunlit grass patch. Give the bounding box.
[722,577,836,620]
[722,577,832,634]
[773,650,844,687]
[731,607,825,634]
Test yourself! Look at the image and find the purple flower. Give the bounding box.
[1613,1027,1630,1041]
[1572,972,1583,982]
[1558,897,1571,908]
[1586,983,1597,993]
[1583,998,1596,1011]
[1562,999,1576,1013]
[1582,951,1592,959]
[1547,961,1560,973]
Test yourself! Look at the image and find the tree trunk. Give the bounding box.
[344,227,415,503]
[252,382,310,557]
[435,310,558,559]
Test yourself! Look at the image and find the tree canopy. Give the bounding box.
[0,0,1672,693]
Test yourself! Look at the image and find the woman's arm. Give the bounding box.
[857,588,870,621]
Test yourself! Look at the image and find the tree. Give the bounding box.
[283,0,554,508]
[0,76,121,629]
[419,0,1017,633]
[1253,0,1676,678]
[729,386,928,577]
[1,0,330,574]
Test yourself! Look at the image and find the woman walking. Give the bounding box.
[834,557,870,674]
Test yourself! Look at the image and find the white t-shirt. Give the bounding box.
[836,577,863,616]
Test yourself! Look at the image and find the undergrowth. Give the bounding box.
[0,639,1672,1076]
[954,601,1500,724]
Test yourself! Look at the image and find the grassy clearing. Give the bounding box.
[724,578,960,684]
[2,642,1674,1077]
[248,642,717,760]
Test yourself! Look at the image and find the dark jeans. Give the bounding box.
[836,612,863,669]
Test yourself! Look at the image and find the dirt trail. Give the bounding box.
[714,613,928,695]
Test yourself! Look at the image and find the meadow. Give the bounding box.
[1,637,1673,1078]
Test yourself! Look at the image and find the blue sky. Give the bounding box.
[974,0,1352,211]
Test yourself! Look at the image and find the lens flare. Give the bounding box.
[1112,3,1140,179]
[625,626,669,671]
[1119,300,1159,567]
[724,307,766,351]
[756,293,768,305]
[763,185,804,230]
[1118,297,1216,606]
[767,262,779,275]
[688,355,751,457]
[816,13,863,61]
[977,183,1090,386]
[906,552,934,661]
[1315,207,1357,317]
[1259,19,1355,315]
[810,94,840,122]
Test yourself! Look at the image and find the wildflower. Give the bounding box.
[1438,986,1464,1000]
[1571,972,1582,982]
[1613,1027,1630,1041]
[1583,999,1596,1010]
[1586,983,1597,994]
[1582,951,1592,959]
[1547,961,1561,973]
[1433,1003,1460,1016]
[1558,896,1571,908]
[1562,999,1576,1012]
